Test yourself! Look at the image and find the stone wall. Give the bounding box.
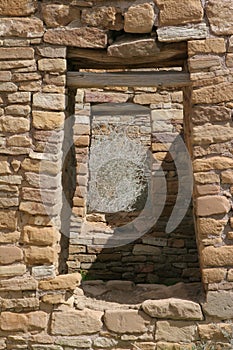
[0,0,233,348]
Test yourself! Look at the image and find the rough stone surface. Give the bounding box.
[81,6,123,30]
[124,3,155,33]
[104,309,151,333]
[44,28,107,48]
[24,246,56,265]
[156,320,198,342]
[142,298,203,320]
[206,0,233,35]
[202,291,233,318]
[33,93,66,111]
[196,195,230,216]
[0,246,23,265]
[192,83,233,104]
[0,18,43,37]
[107,37,159,57]
[188,38,226,55]
[32,111,65,129]
[157,23,207,42]
[39,273,81,290]
[156,0,203,26]
[0,0,37,16]
[202,268,226,284]
[42,4,80,28]
[51,309,103,335]
[202,246,233,267]
[21,226,59,246]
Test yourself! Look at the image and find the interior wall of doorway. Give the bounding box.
[64,74,201,285]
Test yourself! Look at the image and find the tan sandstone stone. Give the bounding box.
[195,184,220,196]
[192,83,233,104]
[202,246,233,267]
[198,323,233,341]
[32,111,65,129]
[206,0,233,35]
[24,246,56,265]
[156,0,203,26]
[104,309,151,333]
[0,117,30,133]
[196,195,230,216]
[38,59,66,73]
[82,6,123,30]
[221,170,233,184]
[44,27,107,48]
[157,343,193,350]
[107,37,159,58]
[197,218,226,238]
[188,38,226,56]
[0,264,26,277]
[226,54,233,67]
[124,3,154,33]
[51,309,103,335]
[193,157,233,172]
[33,94,66,111]
[0,210,17,230]
[202,268,227,284]
[189,55,221,72]
[39,273,81,290]
[202,291,233,318]
[0,247,23,265]
[0,311,47,332]
[42,4,80,28]
[0,18,43,38]
[193,124,233,144]
[21,226,59,246]
[142,298,203,320]
[0,47,34,59]
[194,172,220,184]
[0,0,36,16]
[156,320,198,342]
[157,23,207,42]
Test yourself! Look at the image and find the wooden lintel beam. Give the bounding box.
[67,71,191,89]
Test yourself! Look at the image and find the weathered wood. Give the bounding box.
[67,71,191,88]
[68,42,187,69]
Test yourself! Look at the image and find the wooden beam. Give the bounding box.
[67,71,191,89]
[67,42,187,69]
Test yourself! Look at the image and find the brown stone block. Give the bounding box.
[206,0,233,35]
[24,246,56,265]
[193,157,233,172]
[0,276,37,291]
[226,54,233,67]
[0,18,43,38]
[21,225,59,246]
[33,93,66,111]
[104,309,151,333]
[0,232,20,244]
[82,6,123,30]
[192,83,233,104]
[51,309,103,335]
[74,135,89,147]
[84,91,128,103]
[194,172,220,184]
[197,218,226,237]
[39,272,81,290]
[202,268,226,283]
[156,0,203,26]
[188,38,226,56]
[196,195,230,216]
[0,210,17,230]
[155,320,198,342]
[42,3,80,28]
[191,106,231,125]
[195,184,220,196]
[0,246,23,265]
[0,0,36,16]
[0,47,34,60]
[124,3,154,33]
[0,311,47,332]
[0,116,30,133]
[38,58,66,73]
[189,55,221,72]
[0,264,26,277]
[44,27,107,48]
[202,246,233,267]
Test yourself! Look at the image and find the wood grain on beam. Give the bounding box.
[67,42,187,69]
[67,71,191,88]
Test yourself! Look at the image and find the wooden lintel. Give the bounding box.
[67,71,191,89]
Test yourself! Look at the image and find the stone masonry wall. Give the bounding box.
[0,0,233,349]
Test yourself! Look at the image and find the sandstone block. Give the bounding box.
[38,59,66,72]
[0,0,37,16]
[0,47,34,59]
[191,106,231,124]
[124,3,154,33]
[195,184,220,196]
[33,93,66,111]
[104,309,150,333]
[7,135,31,147]
[0,276,37,291]
[206,0,233,35]
[0,210,17,230]
[0,71,11,81]
[19,201,50,215]
[44,27,107,48]
[134,93,170,104]
[32,111,65,129]
[226,54,233,67]
[229,36,233,52]
[8,92,30,104]
[1,297,39,311]
[193,157,233,172]
[221,170,233,184]
[21,226,58,246]
[188,38,226,56]
[196,195,230,216]
[202,268,226,283]
[157,343,193,350]
[82,6,123,30]
[0,82,17,92]
[0,232,20,244]
[0,246,23,265]
[5,104,31,116]
[197,218,226,237]
[107,37,159,58]
[156,0,203,26]
[133,244,161,255]
[157,23,207,42]
[36,46,66,58]
[194,172,220,184]
[51,309,103,335]
[227,269,233,281]
[0,264,26,277]
[39,272,81,290]
[32,265,55,280]
[189,55,221,72]
[192,83,233,104]
[155,320,197,342]
[142,298,203,320]
[0,311,47,332]
[85,91,128,103]
[25,173,61,189]
[93,337,118,348]
[42,4,80,28]
[55,338,92,348]
[202,291,233,318]
[0,116,30,133]
[0,18,43,38]
[198,322,233,341]
[0,161,11,174]
[202,246,233,267]
[193,124,233,145]
[22,159,61,176]
[24,246,56,265]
